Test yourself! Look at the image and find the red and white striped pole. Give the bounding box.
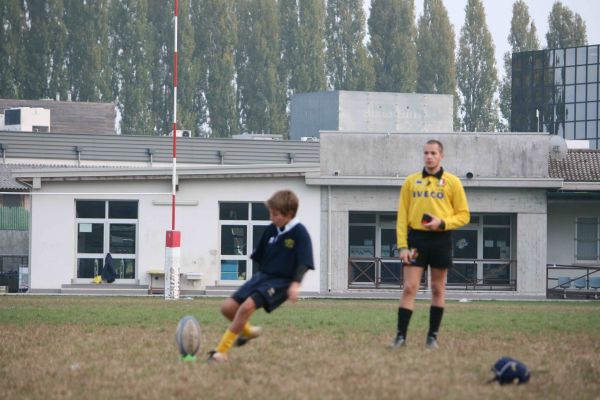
[165,0,180,300]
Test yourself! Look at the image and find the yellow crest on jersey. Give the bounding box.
[284,238,295,249]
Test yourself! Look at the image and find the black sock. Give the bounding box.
[428,306,444,339]
[396,307,413,338]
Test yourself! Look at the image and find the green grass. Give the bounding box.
[0,296,599,400]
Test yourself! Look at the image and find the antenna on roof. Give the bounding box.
[549,135,567,161]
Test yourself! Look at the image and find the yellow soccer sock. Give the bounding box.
[241,322,253,337]
[216,329,238,354]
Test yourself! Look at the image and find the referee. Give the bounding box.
[392,139,470,349]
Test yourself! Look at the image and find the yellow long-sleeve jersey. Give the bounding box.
[396,169,470,249]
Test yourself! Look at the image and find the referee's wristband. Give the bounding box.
[439,220,446,230]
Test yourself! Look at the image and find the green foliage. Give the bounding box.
[546,1,587,49]
[457,0,499,132]
[369,0,417,93]
[416,0,456,126]
[325,0,374,90]
[0,1,26,98]
[236,0,287,135]
[294,0,327,93]
[499,0,539,130]
[197,0,239,138]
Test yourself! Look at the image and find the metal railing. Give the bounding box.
[546,264,600,299]
[348,257,516,291]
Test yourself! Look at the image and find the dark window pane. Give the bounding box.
[448,263,476,284]
[380,260,401,284]
[221,225,247,255]
[576,46,586,64]
[4,109,21,125]
[76,201,105,218]
[219,203,248,220]
[109,224,136,254]
[220,260,247,280]
[251,202,270,221]
[108,201,137,219]
[350,260,375,283]
[380,228,397,257]
[588,83,598,101]
[379,214,397,223]
[566,48,575,66]
[349,225,375,257]
[349,213,376,224]
[565,67,575,84]
[452,230,478,259]
[483,263,510,285]
[77,258,103,278]
[77,223,103,253]
[483,227,511,259]
[576,218,597,260]
[112,258,135,279]
[483,215,511,225]
[469,215,480,224]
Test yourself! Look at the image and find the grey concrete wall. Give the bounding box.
[320,132,550,179]
[321,185,548,294]
[290,91,453,139]
[0,231,29,255]
[547,201,600,266]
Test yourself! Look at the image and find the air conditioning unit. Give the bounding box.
[2,107,51,132]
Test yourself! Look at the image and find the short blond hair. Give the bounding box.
[266,190,299,217]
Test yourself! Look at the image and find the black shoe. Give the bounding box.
[425,336,439,350]
[233,336,250,347]
[391,334,406,348]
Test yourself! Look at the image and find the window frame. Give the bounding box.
[575,217,600,262]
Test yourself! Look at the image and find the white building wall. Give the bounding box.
[29,177,321,293]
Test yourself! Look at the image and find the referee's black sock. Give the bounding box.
[427,305,444,339]
[396,307,413,338]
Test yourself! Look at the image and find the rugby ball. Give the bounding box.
[175,315,201,357]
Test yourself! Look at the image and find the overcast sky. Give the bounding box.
[363,0,600,79]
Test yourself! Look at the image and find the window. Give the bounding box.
[219,202,270,281]
[75,200,137,279]
[576,217,599,261]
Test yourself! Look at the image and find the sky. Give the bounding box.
[363,0,600,80]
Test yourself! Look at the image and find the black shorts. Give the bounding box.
[407,229,453,269]
[231,272,291,313]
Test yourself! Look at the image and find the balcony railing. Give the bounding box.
[348,257,516,291]
[546,264,600,299]
[0,207,30,230]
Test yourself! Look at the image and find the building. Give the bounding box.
[511,44,599,149]
[2,92,599,298]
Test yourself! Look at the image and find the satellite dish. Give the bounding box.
[549,135,568,161]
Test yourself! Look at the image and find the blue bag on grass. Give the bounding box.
[490,357,531,384]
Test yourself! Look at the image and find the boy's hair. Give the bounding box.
[426,139,444,153]
[266,190,299,217]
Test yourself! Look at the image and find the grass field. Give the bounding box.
[0,296,599,400]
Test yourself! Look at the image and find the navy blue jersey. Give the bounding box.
[251,221,314,279]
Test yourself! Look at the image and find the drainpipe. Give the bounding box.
[327,185,332,292]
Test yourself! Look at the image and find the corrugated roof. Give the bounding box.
[549,150,600,182]
[0,131,320,165]
[0,165,29,190]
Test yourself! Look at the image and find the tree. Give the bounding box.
[325,0,374,90]
[416,0,456,126]
[64,0,111,101]
[0,1,26,98]
[109,0,154,135]
[369,0,417,92]
[294,0,327,93]
[196,0,239,138]
[457,0,499,132]
[546,1,587,49]
[499,0,539,130]
[236,0,287,135]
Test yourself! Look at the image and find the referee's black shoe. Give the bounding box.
[391,334,406,348]
[425,336,439,350]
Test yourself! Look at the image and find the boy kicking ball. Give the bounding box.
[207,190,314,363]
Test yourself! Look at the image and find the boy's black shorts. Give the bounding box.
[407,229,453,269]
[231,272,291,313]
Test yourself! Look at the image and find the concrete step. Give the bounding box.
[61,283,149,296]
